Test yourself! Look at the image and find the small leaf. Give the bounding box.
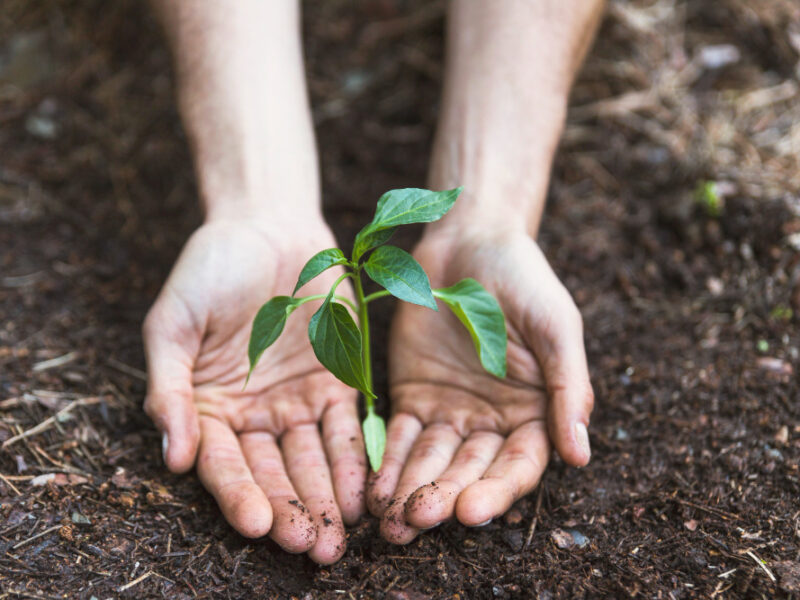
[372,187,462,229]
[352,227,396,263]
[248,296,300,375]
[434,278,507,377]
[364,246,437,309]
[293,248,347,295]
[362,409,386,472]
[308,295,374,397]
[353,187,461,261]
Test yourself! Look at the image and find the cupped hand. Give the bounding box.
[142,219,365,564]
[368,230,594,544]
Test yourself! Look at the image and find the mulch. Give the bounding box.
[1,0,798,597]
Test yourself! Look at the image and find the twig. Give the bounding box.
[746,550,776,583]
[117,570,153,592]
[2,397,99,449]
[12,525,62,550]
[106,357,147,381]
[671,498,741,521]
[524,485,545,550]
[32,351,79,372]
[0,472,21,495]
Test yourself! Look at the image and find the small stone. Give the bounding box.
[756,357,793,375]
[30,473,56,486]
[492,585,505,597]
[706,277,724,296]
[775,426,789,444]
[502,529,524,553]
[566,529,589,548]
[698,44,741,69]
[550,528,574,549]
[503,508,523,526]
[684,519,698,531]
[71,511,91,525]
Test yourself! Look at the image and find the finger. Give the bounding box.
[366,413,423,516]
[142,303,201,473]
[404,430,503,530]
[456,420,550,526]
[282,424,346,565]
[322,400,367,525]
[380,423,462,545]
[196,416,273,538]
[240,432,316,553]
[527,293,594,467]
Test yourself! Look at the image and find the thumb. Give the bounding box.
[525,291,594,467]
[142,299,201,473]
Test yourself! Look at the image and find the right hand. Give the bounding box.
[142,218,366,564]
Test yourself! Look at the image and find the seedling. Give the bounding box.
[246,187,508,471]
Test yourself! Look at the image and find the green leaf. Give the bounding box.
[434,278,507,378]
[308,295,374,398]
[293,248,347,295]
[372,187,462,229]
[364,245,437,310]
[248,296,300,377]
[362,409,386,472]
[352,187,461,261]
[351,227,396,263]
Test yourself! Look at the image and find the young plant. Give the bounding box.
[246,187,508,471]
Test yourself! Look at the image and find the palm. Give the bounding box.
[187,223,349,432]
[369,232,593,544]
[143,221,365,564]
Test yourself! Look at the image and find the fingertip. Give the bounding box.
[550,418,591,468]
[307,516,347,565]
[380,509,419,545]
[229,493,273,539]
[572,421,592,466]
[308,542,346,566]
[270,506,317,554]
[340,489,366,526]
[163,417,200,473]
[455,479,510,527]
[404,482,457,530]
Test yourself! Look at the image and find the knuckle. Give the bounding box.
[409,436,451,462]
[197,445,240,471]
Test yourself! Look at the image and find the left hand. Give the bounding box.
[367,229,594,544]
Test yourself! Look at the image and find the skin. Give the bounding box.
[145,0,604,562]
[369,0,605,543]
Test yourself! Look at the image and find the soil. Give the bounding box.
[1,1,799,598]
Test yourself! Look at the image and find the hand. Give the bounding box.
[368,229,593,544]
[142,219,366,564]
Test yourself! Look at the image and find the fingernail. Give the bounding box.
[472,518,492,528]
[162,432,169,465]
[575,422,591,461]
[421,521,443,531]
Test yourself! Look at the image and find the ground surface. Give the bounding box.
[1,1,799,598]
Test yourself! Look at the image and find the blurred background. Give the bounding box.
[0,1,798,598]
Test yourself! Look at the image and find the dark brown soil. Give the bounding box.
[1,1,799,598]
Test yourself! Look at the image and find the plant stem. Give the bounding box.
[363,290,391,304]
[294,292,357,313]
[352,267,373,409]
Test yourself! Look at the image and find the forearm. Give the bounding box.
[427,0,605,238]
[151,0,321,225]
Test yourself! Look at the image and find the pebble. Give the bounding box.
[503,508,523,526]
[775,425,789,444]
[502,529,524,553]
[551,528,590,549]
